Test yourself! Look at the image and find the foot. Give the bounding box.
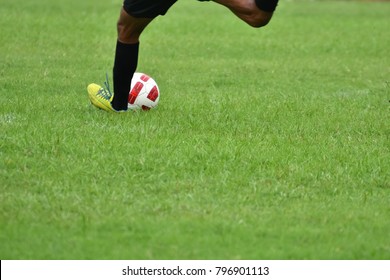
[87,75,126,112]
[87,83,116,112]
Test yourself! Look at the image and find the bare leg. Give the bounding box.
[212,0,274,28]
[117,8,154,44]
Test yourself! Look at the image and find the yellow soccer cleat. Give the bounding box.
[87,74,127,112]
[87,83,115,112]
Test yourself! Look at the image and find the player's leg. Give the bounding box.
[87,10,152,112]
[112,0,177,111]
[112,9,154,111]
[88,0,177,112]
[210,0,279,28]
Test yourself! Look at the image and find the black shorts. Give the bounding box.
[123,0,178,18]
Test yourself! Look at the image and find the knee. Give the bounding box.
[247,13,272,28]
[117,19,138,43]
[245,5,273,28]
[117,20,128,41]
[116,8,152,44]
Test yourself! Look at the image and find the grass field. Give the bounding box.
[1,0,389,260]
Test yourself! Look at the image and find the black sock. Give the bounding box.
[112,41,139,111]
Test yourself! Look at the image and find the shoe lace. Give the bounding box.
[98,73,113,100]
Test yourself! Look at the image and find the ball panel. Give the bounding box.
[147,86,159,102]
[140,74,150,82]
[128,81,144,104]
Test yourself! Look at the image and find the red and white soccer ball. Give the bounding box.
[128,73,160,111]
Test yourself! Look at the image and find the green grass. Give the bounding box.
[1,0,389,259]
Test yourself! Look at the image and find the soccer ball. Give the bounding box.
[128,73,160,110]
